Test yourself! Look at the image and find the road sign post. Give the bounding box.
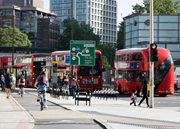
[52,61,57,96]
[70,40,95,96]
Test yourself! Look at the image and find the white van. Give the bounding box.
[174,67,180,91]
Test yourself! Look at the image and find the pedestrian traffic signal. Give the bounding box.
[150,44,158,62]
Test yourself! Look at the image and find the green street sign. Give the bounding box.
[70,40,95,66]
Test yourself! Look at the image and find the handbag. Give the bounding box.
[139,91,143,96]
[139,87,143,96]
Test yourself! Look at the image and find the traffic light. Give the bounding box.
[150,44,158,62]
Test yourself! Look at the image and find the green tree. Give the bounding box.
[102,55,111,69]
[97,43,116,68]
[132,0,180,13]
[132,3,145,13]
[60,18,100,50]
[0,27,31,47]
[117,22,124,50]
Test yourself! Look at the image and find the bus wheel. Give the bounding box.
[136,86,140,96]
[159,94,167,97]
[174,84,178,91]
[118,85,122,94]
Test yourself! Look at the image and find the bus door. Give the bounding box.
[124,71,128,91]
[114,70,118,89]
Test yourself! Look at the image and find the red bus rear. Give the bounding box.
[14,53,50,87]
[0,56,12,74]
[51,50,102,90]
[114,47,174,96]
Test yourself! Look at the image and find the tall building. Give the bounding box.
[50,0,117,46]
[0,0,44,8]
[0,0,60,51]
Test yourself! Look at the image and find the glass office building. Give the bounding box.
[123,13,180,63]
[50,0,117,46]
[0,5,60,50]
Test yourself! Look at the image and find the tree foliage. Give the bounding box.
[132,0,180,13]
[96,43,116,68]
[60,18,101,50]
[117,22,124,50]
[102,55,111,69]
[132,3,145,13]
[0,27,31,47]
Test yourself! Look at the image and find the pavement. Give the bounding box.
[1,88,180,129]
[0,91,34,129]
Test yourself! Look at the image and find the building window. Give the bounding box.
[77,2,86,7]
[24,0,27,6]
[77,8,86,14]
[15,10,20,17]
[15,19,18,28]
[2,19,12,27]
[2,10,13,16]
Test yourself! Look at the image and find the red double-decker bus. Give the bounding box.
[51,50,102,90]
[14,53,50,87]
[114,47,174,96]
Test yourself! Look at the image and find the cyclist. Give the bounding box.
[18,75,25,95]
[34,71,48,108]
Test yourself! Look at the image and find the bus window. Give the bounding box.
[154,55,173,84]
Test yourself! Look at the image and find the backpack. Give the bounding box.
[38,76,46,85]
[71,80,76,86]
[20,78,24,83]
[130,93,134,100]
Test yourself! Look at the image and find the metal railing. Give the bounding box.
[94,87,118,101]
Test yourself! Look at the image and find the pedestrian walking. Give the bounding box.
[5,73,12,99]
[130,89,137,106]
[10,73,16,91]
[49,76,53,87]
[0,74,5,91]
[18,75,25,95]
[69,76,79,99]
[138,79,149,107]
[63,73,69,95]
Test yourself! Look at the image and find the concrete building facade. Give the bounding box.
[50,0,117,46]
[0,5,60,50]
[0,0,44,9]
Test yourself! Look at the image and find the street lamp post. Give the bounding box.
[12,12,15,72]
[71,0,73,78]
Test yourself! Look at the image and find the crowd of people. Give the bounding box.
[0,73,25,99]
[1,71,149,108]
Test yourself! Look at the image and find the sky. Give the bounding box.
[44,0,144,25]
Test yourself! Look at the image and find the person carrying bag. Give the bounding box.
[69,76,79,99]
[138,79,149,107]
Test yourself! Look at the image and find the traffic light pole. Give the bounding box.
[149,0,154,108]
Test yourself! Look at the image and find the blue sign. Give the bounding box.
[76,47,80,51]
[65,54,70,63]
[86,79,94,84]
[118,62,140,69]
